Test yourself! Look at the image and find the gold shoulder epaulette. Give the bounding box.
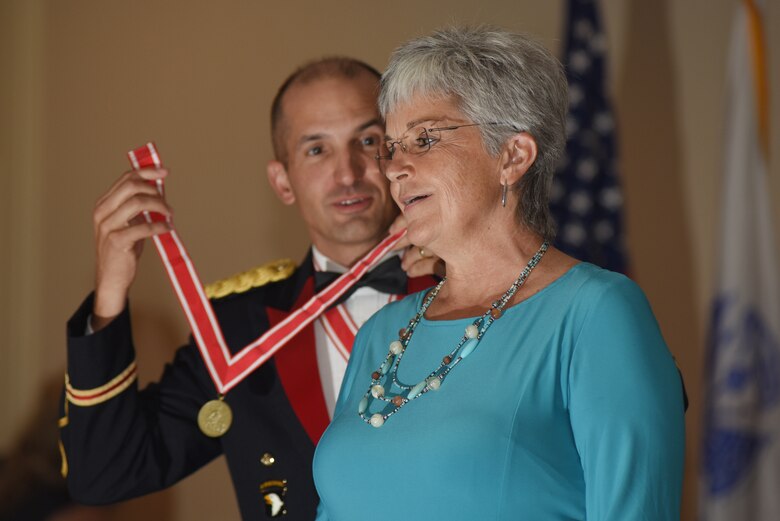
[205,258,297,299]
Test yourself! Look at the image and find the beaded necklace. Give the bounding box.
[358,241,549,428]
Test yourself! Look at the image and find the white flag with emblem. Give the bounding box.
[700,0,779,519]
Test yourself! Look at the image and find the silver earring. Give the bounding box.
[501,181,508,207]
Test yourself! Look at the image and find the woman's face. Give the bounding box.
[383,95,502,254]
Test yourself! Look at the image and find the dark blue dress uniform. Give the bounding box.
[60,252,434,520]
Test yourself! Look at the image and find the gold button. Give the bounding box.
[260,453,276,466]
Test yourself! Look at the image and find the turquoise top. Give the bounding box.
[313,263,685,520]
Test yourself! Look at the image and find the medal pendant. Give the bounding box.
[198,398,233,437]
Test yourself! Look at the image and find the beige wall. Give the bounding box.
[1,0,778,519]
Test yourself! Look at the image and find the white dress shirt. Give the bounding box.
[311,246,401,418]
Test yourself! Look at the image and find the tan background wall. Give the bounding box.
[1,0,778,519]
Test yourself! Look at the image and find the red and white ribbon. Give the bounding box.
[321,306,358,362]
[320,295,398,362]
[127,142,405,394]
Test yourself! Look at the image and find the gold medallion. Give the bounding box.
[198,398,233,437]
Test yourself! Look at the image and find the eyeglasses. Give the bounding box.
[375,122,517,173]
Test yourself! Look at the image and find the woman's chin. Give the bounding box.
[405,223,432,249]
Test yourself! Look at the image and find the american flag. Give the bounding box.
[550,0,629,274]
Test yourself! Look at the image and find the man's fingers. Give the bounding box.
[104,220,171,251]
[400,244,432,271]
[135,167,168,181]
[96,170,134,207]
[94,181,163,226]
[388,214,408,235]
[97,194,172,240]
[404,256,445,278]
[91,169,170,322]
[394,234,411,250]
[96,168,167,204]
[94,169,168,221]
[400,244,445,278]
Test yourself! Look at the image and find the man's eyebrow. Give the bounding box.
[297,133,325,148]
[296,119,382,149]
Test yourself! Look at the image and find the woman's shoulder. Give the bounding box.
[562,264,664,355]
[563,262,647,307]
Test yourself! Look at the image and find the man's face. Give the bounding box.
[268,73,398,263]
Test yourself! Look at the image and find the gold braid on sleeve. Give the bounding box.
[204,259,296,299]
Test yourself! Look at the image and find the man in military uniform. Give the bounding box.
[60,58,439,520]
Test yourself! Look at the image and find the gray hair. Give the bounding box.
[379,26,567,240]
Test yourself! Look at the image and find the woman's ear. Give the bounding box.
[499,132,538,186]
[267,160,296,205]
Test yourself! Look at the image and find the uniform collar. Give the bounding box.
[311,244,402,274]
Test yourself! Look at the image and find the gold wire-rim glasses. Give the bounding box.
[375,122,520,165]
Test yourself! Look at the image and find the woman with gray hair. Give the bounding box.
[313,26,684,520]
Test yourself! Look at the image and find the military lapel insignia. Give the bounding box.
[260,452,276,467]
[260,480,288,517]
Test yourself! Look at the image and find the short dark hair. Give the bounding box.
[270,57,381,163]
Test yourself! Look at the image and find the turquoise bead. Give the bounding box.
[460,338,479,358]
[408,380,427,399]
[358,396,368,414]
[381,358,393,375]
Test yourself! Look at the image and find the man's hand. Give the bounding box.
[91,168,172,331]
[388,215,445,279]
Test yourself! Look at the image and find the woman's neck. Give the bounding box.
[426,224,548,320]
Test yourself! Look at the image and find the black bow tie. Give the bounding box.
[314,255,407,307]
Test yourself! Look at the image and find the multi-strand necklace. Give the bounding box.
[357,241,549,428]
